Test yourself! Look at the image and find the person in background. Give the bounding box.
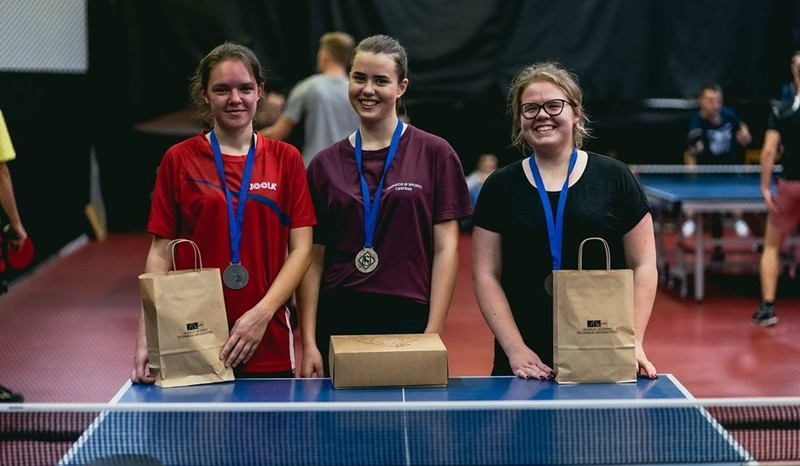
[751,52,800,327]
[131,42,316,383]
[471,61,658,380]
[0,109,28,280]
[682,83,753,260]
[0,108,27,402]
[462,152,498,230]
[777,50,800,102]
[297,34,473,377]
[254,91,285,130]
[466,153,499,206]
[686,83,752,167]
[259,32,359,166]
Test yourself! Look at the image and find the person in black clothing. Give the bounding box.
[751,53,800,326]
[471,61,658,380]
[681,83,754,261]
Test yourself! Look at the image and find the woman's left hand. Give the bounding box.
[220,309,270,368]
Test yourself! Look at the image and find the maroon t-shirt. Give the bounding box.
[306,125,472,303]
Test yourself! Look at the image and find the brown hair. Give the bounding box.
[350,34,409,114]
[350,34,408,82]
[189,42,266,127]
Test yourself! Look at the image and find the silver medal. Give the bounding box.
[223,263,249,289]
[355,247,379,273]
[544,273,553,296]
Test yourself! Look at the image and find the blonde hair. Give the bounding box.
[507,61,590,153]
[320,32,355,66]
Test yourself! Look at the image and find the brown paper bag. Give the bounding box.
[138,239,234,388]
[552,237,637,384]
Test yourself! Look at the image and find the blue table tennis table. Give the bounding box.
[634,165,792,301]
[59,375,751,466]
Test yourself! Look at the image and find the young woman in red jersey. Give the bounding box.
[131,42,316,382]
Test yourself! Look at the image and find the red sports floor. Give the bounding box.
[0,231,798,402]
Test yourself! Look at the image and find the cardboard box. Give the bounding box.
[329,334,448,389]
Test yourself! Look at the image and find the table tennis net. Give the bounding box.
[2,399,799,465]
[629,163,782,175]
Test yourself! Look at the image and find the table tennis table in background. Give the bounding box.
[633,164,797,301]
[57,375,752,466]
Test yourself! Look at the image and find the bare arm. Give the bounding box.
[131,235,172,384]
[426,219,460,334]
[472,226,552,379]
[296,244,325,377]
[0,163,27,247]
[736,121,752,147]
[686,127,704,162]
[255,92,286,129]
[220,226,313,369]
[760,129,781,210]
[258,117,295,141]
[683,149,697,166]
[622,212,659,378]
[793,56,800,92]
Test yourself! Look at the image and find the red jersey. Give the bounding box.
[148,132,316,374]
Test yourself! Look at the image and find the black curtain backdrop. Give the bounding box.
[81,0,800,232]
[4,0,800,288]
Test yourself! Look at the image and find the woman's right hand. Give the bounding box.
[300,345,324,378]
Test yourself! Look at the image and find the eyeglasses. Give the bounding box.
[519,99,573,119]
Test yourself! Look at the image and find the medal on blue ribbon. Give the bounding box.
[354,120,403,273]
[210,131,256,289]
[529,148,577,295]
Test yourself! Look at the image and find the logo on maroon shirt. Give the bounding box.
[387,182,422,192]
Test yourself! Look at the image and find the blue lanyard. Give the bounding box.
[529,148,577,270]
[354,120,403,249]
[210,131,256,264]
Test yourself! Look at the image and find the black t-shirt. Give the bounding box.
[473,152,651,373]
[768,99,800,180]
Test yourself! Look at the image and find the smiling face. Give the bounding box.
[202,58,263,132]
[348,51,408,125]
[519,81,579,152]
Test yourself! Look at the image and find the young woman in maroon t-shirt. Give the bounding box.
[298,35,472,377]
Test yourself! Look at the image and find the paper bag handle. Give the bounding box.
[166,239,203,271]
[577,237,610,271]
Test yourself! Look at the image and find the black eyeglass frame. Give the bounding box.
[519,99,574,119]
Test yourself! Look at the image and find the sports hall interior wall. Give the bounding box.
[1,0,799,286]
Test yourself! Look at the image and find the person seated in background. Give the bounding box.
[466,153,499,203]
[682,83,753,261]
[462,153,498,230]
